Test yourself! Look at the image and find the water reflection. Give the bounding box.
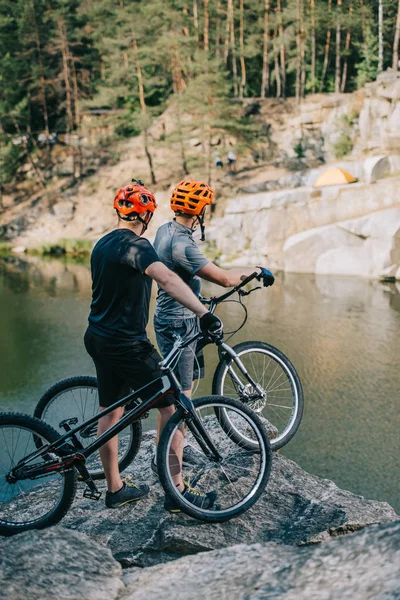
[0,256,399,513]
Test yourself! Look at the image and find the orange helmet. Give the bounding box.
[114,180,157,218]
[170,180,215,216]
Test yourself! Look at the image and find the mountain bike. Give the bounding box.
[0,332,272,536]
[34,271,303,480]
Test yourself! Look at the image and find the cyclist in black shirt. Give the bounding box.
[84,180,222,510]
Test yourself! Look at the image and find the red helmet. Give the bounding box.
[114,181,157,218]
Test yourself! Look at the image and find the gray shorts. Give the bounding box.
[154,316,204,391]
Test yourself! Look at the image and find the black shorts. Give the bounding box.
[84,329,175,409]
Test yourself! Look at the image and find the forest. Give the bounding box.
[1,0,400,188]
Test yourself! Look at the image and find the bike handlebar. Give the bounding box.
[200,270,260,310]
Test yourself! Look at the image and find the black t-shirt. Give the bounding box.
[88,229,159,340]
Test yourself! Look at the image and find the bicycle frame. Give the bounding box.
[9,333,223,484]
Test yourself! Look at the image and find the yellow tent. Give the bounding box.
[314,168,358,187]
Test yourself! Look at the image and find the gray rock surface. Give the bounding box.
[121,521,400,600]
[2,519,399,600]
[57,431,398,568]
[0,527,123,600]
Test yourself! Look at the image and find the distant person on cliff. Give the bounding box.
[227,149,236,173]
[152,179,273,469]
[84,179,222,511]
[215,153,223,169]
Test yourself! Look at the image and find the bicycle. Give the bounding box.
[34,271,303,479]
[0,332,272,536]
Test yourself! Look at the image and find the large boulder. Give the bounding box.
[283,207,400,279]
[121,521,400,600]
[54,431,398,568]
[0,527,123,600]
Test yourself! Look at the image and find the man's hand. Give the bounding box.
[255,267,275,287]
[199,312,223,341]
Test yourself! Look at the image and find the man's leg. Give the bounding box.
[157,405,185,491]
[98,406,124,492]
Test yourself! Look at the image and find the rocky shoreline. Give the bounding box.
[1,429,398,599]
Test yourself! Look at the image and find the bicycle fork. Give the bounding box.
[177,392,223,462]
[219,343,264,397]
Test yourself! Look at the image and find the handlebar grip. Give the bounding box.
[238,271,259,288]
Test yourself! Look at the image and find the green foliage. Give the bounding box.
[40,238,92,257]
[333,133,353,158]
[355,25,379,88]
[332,111,356,158]
[0,0,398,187]
[0,143,25,185]
[293,142,305,158]
[0,242,12,254]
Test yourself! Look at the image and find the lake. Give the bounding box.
[0,254,399,512]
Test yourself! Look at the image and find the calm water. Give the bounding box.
[0,254,399,512]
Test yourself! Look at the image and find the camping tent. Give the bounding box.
[313,168,358,187]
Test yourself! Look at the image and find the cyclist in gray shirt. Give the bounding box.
[153,180,266,469]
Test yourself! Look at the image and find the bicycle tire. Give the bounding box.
[212,341,304,451]
[34,376,142,480]
[157,395,272,522]
[0,412,77,536]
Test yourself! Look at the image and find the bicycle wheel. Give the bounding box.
[0,412,77,536]
[157,395,272,522]
[212,341,304,451]
[34,377,142,480]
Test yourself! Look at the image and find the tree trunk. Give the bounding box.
[273,29,282,98]
[295,0,301,102]
[171,46,189,175]
[310,0,316,93]
[204,0,209,51]
[261,0,270,98]
[70,58,83,178]
[392,0,400,70]
[216,0,222,58]
[277,0,286,97]
[378,0,383,72]
[359,0,368,58]
[340,6,352,93]
[31,0,52,174]
[13,118,45,188]
[228,0,238,96]
[57,17,73,135]
[224,0,230,62]
[320,0,332,91]
[335,0,342,94]
[133,37,156,185]
[193,0,200,45]
[32,1,50,140]
[300,0,306,98]
[239,0,246,98]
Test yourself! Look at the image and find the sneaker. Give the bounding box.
[151,455,158,477]
[105,481,149,509]
[164,481,217,513]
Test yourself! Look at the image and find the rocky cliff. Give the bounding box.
[0,430,398,600]
[1,71,400,281]
[211,70,400,280]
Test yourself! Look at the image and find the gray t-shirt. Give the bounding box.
[154,221,209,319]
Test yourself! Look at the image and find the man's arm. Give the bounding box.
[196,262,258,288]
[145,261,208,318]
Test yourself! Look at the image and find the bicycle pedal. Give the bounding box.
[59,417,78,430]
[83,488,102,501]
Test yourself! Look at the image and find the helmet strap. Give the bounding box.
[197,213,206,241]
[116,210,153,235]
